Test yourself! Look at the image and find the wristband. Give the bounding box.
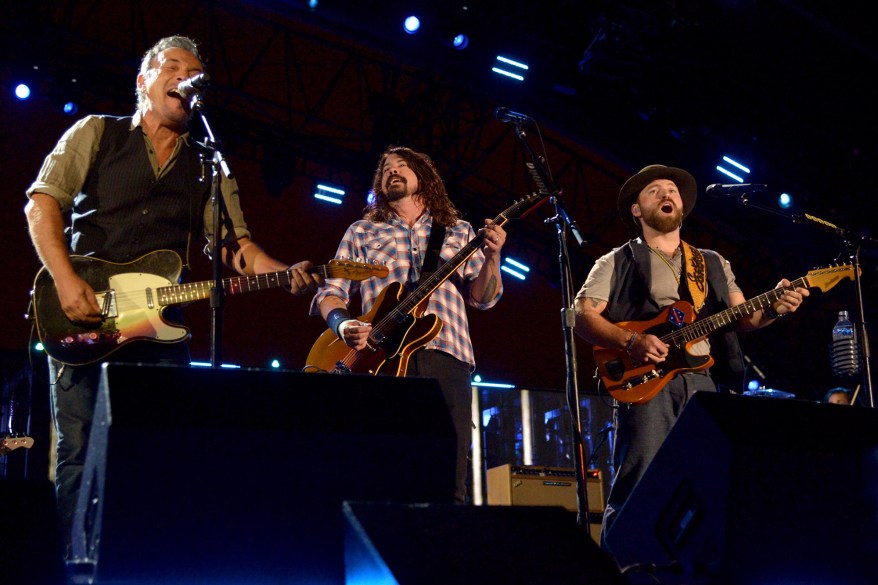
[326,308,352,337]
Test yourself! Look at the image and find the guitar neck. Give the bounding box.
[394,215,510,318]
[665,276,809,344]
[156,265,343,306]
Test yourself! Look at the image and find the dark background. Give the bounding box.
[1,0,875,400]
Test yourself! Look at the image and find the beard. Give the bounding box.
[642,204,683,233]
[384,180,408,202]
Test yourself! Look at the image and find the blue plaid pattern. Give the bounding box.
[310,211,502,368]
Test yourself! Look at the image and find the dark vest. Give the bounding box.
[71,116,209,264]
[607,238,744,386]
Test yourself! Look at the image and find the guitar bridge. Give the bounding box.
[97,290,118,319]
[622,368,664,390]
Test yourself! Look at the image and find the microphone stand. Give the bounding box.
[189,92,235,368]
[728,194,875,407]
[510,121,593,528]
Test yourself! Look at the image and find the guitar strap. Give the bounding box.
[417,223,447,286]
[681,240,708,314]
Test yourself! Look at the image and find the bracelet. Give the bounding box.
[624,331,638,355]
[764,305,785,320]
[326,308,352,337]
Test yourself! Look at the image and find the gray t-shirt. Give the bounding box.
[576,239,742,354]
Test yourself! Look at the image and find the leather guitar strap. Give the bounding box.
[417,223,446,286]
[681,240,708,314]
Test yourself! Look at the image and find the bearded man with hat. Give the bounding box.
[573,164,808,550]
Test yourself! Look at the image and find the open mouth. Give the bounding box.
[387,177,404,188]
[660,201,674,213]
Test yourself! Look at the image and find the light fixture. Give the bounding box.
[403,15,421,34]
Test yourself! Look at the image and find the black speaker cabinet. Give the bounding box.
[0,479,65,585]
[606,392,878,585]
[343,501,626,584]
[71,363,456,584]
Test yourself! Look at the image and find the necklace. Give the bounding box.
[648,245,681,286]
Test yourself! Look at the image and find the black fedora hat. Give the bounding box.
[618,164,697,219]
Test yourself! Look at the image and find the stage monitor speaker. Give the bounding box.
[71,363,456,585]
[606,392,878,585]
[343,501,626,584]
[0,479,65,585]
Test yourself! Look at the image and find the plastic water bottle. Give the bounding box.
[830,310,860,377]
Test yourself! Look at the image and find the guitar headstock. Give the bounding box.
[494,192,550,225]
[0,435,34,456]
[805,264,860,292]
[325,259,389,281]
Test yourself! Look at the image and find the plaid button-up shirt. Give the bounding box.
[310,210,502,368]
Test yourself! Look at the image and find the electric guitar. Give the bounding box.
[0,436,34,456]
[305,192,549,376]
[594,264,858,404]
[32,250,388,366]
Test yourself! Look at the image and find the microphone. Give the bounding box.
[705,183,768,196]
[175,73,211,99]
[495,107,533,124]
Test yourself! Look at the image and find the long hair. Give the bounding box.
[365,146,461,226]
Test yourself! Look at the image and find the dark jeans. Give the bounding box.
[601,371,717,551]
[407,349,473,504]
[49,342,189,555]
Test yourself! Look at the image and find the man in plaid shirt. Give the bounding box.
[310,146,506,503]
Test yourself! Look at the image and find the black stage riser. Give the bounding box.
[607,392,878,585]
[72,364,457,585]
[344,502,625,585]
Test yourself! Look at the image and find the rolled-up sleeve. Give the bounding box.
[26,115,103,210]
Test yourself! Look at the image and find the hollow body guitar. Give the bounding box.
[306,191,548,376]
[594,264,858,404]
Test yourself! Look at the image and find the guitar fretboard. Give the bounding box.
[155,265,364,306]
[368,193,546,340]
[662,276,809,345]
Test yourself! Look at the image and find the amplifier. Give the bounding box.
[486,465,604,512]
[486,465,604,542]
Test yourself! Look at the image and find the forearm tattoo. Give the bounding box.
[482,275,498,302]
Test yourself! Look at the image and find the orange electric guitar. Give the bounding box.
[32,250,388,366]
[594,264,858,404]
[306,191,548,376]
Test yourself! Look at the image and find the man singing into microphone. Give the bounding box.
[572,164,809,550]
[24,35,323,555]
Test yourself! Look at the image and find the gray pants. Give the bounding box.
[601,371,717,549]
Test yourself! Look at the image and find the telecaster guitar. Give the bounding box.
[32,250,388,366]
[594,264,858,404]
[305,191,549,376]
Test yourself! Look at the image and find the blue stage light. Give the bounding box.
[14,83,31,100]
[747,379,761,391]
[403,16,420,34]
[452,34,469,49]
[778,193,792,209]
[722,156,751,174]
[715,165,744,183]
[314,183,345,205]
[62,101,78,115]
[270,359,281,368]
